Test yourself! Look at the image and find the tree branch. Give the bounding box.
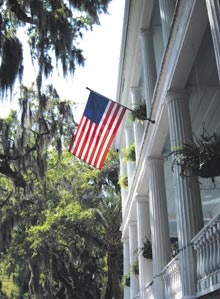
[8,0,38,25]
[0,161,26,188]
[0,190,14,208]
[0,145,37,161]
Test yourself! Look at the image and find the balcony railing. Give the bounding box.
[145,281,154,299]
[192,214,220,297]
[162,255,182,299]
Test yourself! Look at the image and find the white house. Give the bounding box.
[113,1,220,298]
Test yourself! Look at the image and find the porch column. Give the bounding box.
[206,0,220,82]
[123,237,130,299]
[148,157,171,299]
[128,220,139,299]
[119,152,128,216]
[135,195,153,299]
[130,87,145,161]
[140,29,157,118]
[125,126,136,190]
[158,0,175,46]
[166,91,204,299]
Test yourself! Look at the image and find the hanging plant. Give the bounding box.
[129,103,147,122]
[169,131,220,182]
[118,174,128,189]
[141,239,152,259]
[123,273,130,287]
[122,143,136,162]
[131,260,139,276]
[170,237,179,258]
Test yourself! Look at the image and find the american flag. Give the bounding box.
[68,90,126,169]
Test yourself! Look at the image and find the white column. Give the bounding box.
[123,237,130,299]
[148,157,171,299]
[206,0,220,82]
[119,152,128,216]
[140,29,157,118]
[128,220,139,299]
[166,91,204,299]
[125,126,136,189]
[159,0,175,46]
[130,87,145,161]
[135,196,153,299]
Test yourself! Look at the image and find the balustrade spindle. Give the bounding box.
[216,221,220,282]
[204,233,210,287]
[212,225,218,284]
[192,214,220,296]
[195,240,202,291]
[208,228,214,276]
[200,235,206,288]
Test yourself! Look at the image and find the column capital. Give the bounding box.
[122,236,129,243]
[125,123,133,129]
[135,195,147,203]
[165,90,189,105]
[130,86,142,94]
[147,156,165,165]
[140,28,153,38]
[128,220,137,227]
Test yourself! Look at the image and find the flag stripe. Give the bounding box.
[90,103,118,166]
[85,101,115,164]
[88,102,116,166]
[81,122,98,161]
[97,107,126,169]
[68,91,126,169]
[92,104,121,167]
[74,117,91,156]
[68,116,87,153]
[76,120,94,158]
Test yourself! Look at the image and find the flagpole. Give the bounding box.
[86,87,155,124]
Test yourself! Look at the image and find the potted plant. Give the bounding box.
[131,260,139,276]
[169,131,220,182]
[118,174,128,189]
[129,103,147,122]
[123,273,130,287]
[122,143,136,163]
[129,103,155,124]
[170,237,179,258]
[141,238,152,259]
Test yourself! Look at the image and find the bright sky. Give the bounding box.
[1,0,125,121]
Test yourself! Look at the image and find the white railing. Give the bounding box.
[162,255,182,299]
[145,281,154,299]
[192,214,220,297]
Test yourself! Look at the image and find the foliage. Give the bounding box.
[170,237,179,258]
[140,238,152,260]
[0,149,122,299]
[1,277,19,298]
[122,273,130,287]
[131,260,139,276]
[93,189,123,299]
[129,103,147,122]
[0,83,74,189]
[122,143,136,162]
[0,1,123,298]
[0,0,111,95]
[118,174,128,189]
[169,131,220,181]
